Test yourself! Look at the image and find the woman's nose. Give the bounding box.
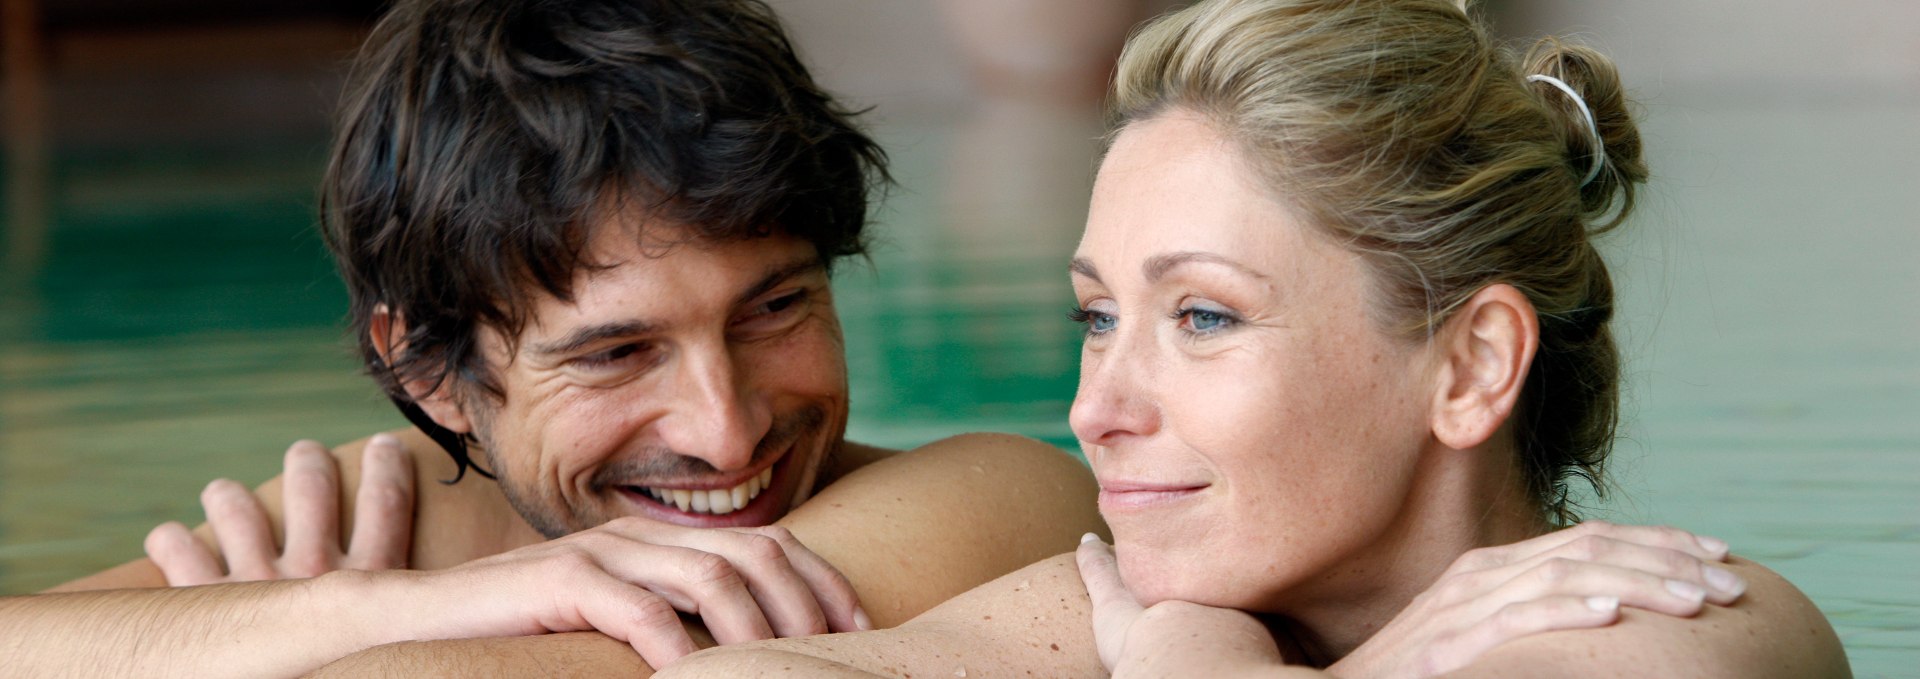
[1069,345,1161,448]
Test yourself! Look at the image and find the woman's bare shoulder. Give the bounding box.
[1456,556,1850,678]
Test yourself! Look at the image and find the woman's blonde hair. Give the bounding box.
[1112,0,1648,523]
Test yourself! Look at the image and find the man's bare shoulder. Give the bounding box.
[1455,556,1850,678]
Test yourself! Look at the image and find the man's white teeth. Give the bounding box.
[645,467,776,515]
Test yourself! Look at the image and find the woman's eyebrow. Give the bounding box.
[1143,251,1270,283]
[1069,257,1102,283]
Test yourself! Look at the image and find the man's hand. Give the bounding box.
[1328,521,1748,678]
[143,435,416,585]
[404,516,872,668]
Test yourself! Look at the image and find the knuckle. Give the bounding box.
[550,549,601,579]
[682,553,742,590]
[1572,534,1611,560]
[1493,602,1528,634]
[735,534,788,564]
[626,592,681,628]
[1537,557,1575,585]
[754,525,797,545]
[1454,546,1498,572]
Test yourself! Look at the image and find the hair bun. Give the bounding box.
[1522,37,1647,231]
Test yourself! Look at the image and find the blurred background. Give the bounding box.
[1,0,1914,674]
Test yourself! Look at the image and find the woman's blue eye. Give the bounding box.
[1069,306,1118,335]
[1173,306,1238,335]
[1188,309,1226,331]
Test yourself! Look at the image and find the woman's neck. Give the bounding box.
[1278,439,1551,665]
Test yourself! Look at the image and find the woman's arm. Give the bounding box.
[1448,556,1849,678]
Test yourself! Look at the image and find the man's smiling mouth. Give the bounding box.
[628,466,775,516]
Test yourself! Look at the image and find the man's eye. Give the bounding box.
[754,291,805,316]
[734,289,811,336]
[574,343,652,370]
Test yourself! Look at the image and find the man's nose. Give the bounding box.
[1068,335,1161,450]
[660,345,769,472]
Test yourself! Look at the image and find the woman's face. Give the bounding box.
[1069,112,1439,611]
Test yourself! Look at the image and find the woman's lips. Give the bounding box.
[1097,480,1209,511]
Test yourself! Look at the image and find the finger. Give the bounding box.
[1076,534,1142,672]
[1497,558,1712,619]
[201,478,280,581]
[345,434,416,571]
[724,526,865,634]
[568,575,701,669]
[599,518,832,638]
[1430,596,1621,676]
[1503,521,1731,568]
[144,521,224,586]
[1519,534,1748,605]
[580,534,777,645]
[280,441,344,577]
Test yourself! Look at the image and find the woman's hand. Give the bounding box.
[143,435,416,585]
[1328,521,1748,678]
[1078,534,1292,678]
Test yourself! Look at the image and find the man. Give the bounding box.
[0,0,1100,675]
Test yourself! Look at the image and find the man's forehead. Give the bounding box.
[522,228,826,341]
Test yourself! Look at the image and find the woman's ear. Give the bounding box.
[370,304,475,435]
[1429,284,1538,450]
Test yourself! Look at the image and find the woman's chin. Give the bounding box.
[1117,546,1289,611]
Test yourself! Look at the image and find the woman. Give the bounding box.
[662,0,1849,676]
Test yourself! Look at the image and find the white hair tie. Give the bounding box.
[1527,74,1605,187]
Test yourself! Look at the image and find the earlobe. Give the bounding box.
[1430,284,1539,450]
[370,304,475,435]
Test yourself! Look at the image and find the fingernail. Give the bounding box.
[1703,565,1747,598]
[1665,578,1706,602]
[1081,532,1100,544]
[1586,596,1619,612]
[371,433,400,447]
[853,606,874,631]
[1695,534,1728,556]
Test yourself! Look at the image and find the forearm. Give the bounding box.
[0,572,391,679]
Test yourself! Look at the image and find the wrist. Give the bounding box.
[307,568,435,651]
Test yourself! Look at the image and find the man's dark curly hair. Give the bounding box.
[320,0,889,482]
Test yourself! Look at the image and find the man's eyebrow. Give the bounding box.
[528,257,824,358]
[1069,257,1102,283]
[530,320,660,357]
[732,256,828,309]
[1143,251,1270,283]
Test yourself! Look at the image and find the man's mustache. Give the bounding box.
[589,405,826,485]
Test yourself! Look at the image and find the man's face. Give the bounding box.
[444,215,850,537]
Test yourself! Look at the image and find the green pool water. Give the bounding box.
[1,105,1914,675]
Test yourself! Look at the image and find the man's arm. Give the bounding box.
[313,432,1108,675]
